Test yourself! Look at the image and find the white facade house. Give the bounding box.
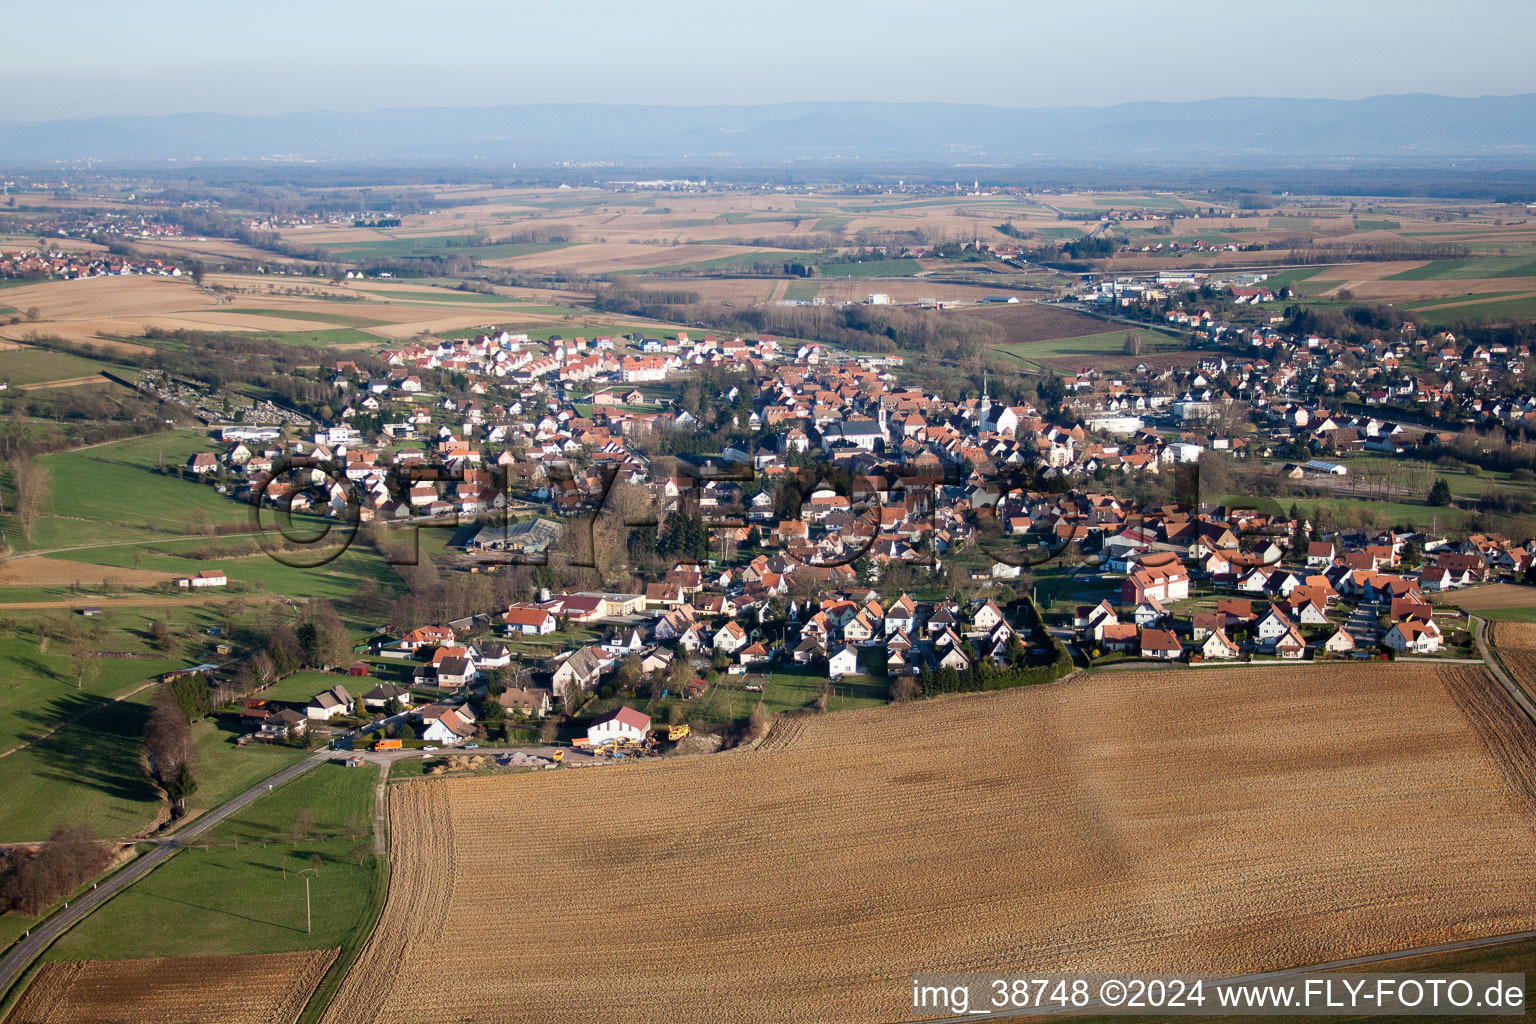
[587,706,651,746]
[828,645,859,680]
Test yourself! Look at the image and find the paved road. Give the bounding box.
[0,750,332,1001]
[911,929,1536,1023]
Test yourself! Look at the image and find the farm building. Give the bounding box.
[176,570,227,588]
[587,706,651,746]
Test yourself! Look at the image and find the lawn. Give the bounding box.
[0,347,123,386]
[48,762,379,961]
[19,431,247,552]
[256,670,359,705]
[1407,293,1536,327]
[0,691,308,843]
[369,288,526,305]
[1261,266,1329,290]
[761,663,887,715]
[816,258,922,278]
[992,328,1183,371]
[323,238,568,262]
[218,308,392,328]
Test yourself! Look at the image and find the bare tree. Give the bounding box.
[8,455,50,543]
[141,686,197,813]
[68,639,99,691]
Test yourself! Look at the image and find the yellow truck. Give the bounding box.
[667,724,691,742]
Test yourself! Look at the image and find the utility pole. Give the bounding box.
[299,867,319,935]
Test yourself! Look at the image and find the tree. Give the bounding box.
[7,455,49,542]
[149,619,172,650]
[1428,478,1453,506]
[1122,332,1142,356]
[68,639,99,691]
[289,808,315,846]
[142,687,196,814]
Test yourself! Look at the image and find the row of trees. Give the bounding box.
[0,823,111,917]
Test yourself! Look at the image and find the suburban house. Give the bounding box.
[1199,628,1240,660]
[400,625,455,651]
[435,655,476,689]
[587,705,651,746]
[1120,559,1190,604]
[1140,628,1183,660]
[1383,620,1444,654]
[714,621,749,654]
[497,686,553,718]
[305,684,353,721]
[259,708,307,740]
[361,683,412,711]
[550,647,604,700]
[1323,628,1356,654]
[828,644,859,679]
[504,606,557,635]
[420,703,477,746]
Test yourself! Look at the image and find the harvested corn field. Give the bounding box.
[324,663,1536,1024]
[7,949,338,1024]
[1434,583,1536,611]
[1489,621,1536,717]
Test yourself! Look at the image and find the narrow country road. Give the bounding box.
[0,749,333,1001]
[1469,615,1536,725]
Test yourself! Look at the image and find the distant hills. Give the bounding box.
[3,95,1536,167]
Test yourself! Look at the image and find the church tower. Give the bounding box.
[979,372,993,430]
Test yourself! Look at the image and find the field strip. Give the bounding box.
[16,375,107,392]
[8,949,338,1024]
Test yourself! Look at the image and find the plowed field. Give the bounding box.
[8,949,337,1024]
[325,664,1536,1024]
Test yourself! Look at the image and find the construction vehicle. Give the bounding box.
[667,724,691,742]
[374,738,403,751]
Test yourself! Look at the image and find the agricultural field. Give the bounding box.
[324,663,1536,1024]
[1488,623,1536,692]
[1434,583,1536,616]
[7,950,338,1024]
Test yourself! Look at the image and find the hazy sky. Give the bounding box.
[3,0,1533,121]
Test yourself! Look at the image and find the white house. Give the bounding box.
[1383,620,1443,654]
[587,705,651,746]
[1323,628,1356,654]
[503,607,557,635]
[828,645,859,680]
[305,685,353,721]
[1199,629,1240,660]
[714,621,749,654]
[1255,607,1295,646]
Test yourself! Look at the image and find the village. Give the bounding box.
[167,304,1536,761]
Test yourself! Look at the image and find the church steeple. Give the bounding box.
[979,372,992,429]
